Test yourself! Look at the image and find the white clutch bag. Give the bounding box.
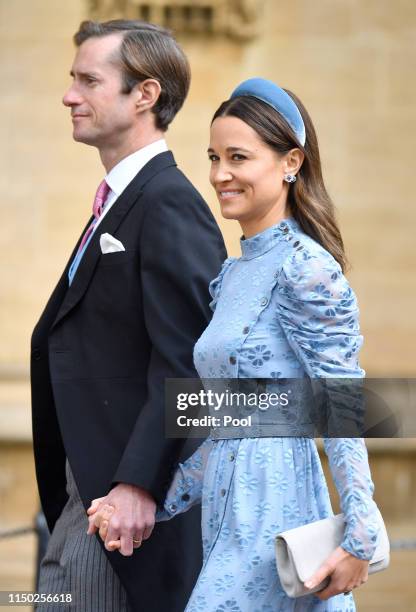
[275,507,390,598]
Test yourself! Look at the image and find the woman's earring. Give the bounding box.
[284,174,297,183]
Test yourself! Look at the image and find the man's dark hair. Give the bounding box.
[75,20,191,131]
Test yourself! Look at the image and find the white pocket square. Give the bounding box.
[100,233,126,254]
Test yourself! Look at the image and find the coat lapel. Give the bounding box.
[52,151,177,329]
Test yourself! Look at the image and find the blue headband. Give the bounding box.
[230,78,306,146]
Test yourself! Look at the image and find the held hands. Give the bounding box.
[304,545,369,600]
[86,483,156,556]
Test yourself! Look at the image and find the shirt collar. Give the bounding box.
[240,218,300,259]
[105,139,168,197]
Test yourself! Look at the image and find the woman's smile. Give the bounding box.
[217,189,244,199]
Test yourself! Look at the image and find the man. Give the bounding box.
[31,19,226,611]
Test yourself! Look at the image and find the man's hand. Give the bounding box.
[86,484,156,556]
[304,546,369,600]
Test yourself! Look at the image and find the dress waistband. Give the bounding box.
[207,402,316,439]
[210,423,315,440]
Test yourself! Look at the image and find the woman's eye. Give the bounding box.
[232,154,246,161]
[208,154,219,162]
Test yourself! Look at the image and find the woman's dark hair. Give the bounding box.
[74,20,190,132]
[212,93,348,271]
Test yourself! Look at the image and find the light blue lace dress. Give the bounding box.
[159,218,380,611]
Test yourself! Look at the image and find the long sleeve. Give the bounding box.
[323,438,380,559]
[156,439,214,521]
[276,243,380,560]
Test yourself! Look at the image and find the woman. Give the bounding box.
[90,78,380,611]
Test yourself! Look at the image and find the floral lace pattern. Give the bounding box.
[158,218,379,611]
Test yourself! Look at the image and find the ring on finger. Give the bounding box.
[132,539,141,545]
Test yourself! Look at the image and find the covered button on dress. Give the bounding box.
[158,218,380,612]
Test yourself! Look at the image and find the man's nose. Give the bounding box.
[62,84,82,107]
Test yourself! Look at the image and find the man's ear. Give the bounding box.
[134,79,162,113]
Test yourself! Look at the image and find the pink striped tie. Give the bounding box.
[78,179,110,252]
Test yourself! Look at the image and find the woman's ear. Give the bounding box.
[134,79,162,113]
[283,148,304,177]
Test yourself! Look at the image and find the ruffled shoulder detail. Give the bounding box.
[278,237,345,301]
[275,239,364,377]
[209,257,237,312]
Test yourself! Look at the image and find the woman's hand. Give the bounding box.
[304,546,369,600]
[87,498,122,551]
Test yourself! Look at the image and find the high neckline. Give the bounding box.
[240,218,300,259]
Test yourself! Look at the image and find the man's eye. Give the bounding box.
[208,154,219,162]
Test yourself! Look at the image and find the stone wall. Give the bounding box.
[1,0,415,606]
[0,0,415,375]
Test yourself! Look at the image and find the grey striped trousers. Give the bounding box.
[36,462,131,611]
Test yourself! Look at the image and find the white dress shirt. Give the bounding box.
[68,139,168,285]
[95,138,169,232]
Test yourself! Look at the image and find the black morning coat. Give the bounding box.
[31,151,227,611]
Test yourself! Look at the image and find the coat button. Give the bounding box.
[229,453,235,462]
[243,326,249,335]
[260,297,268,307]
[282,225,289,234]
[168,503,177,513]
[32,348,41,361]
[229,355,236,365]
[181,493,190,502]
[220,489,226,497]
